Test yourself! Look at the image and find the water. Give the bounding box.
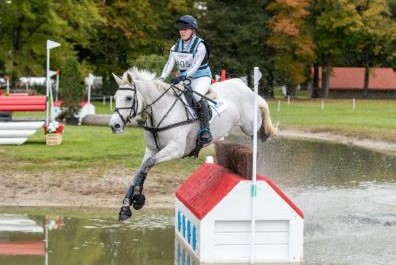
[0,208,174,265]
[1,137,396,264]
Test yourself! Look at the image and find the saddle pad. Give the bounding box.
[209,99,227,124]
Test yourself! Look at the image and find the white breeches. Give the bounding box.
[189,76,212,101]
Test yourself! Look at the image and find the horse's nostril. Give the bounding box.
[114,124,121,129]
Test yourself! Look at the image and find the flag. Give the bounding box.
[46,40,61,49]
[254,68,262,86]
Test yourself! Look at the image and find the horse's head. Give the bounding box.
[109,71,144,133]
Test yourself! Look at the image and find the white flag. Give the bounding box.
[88,73,95,86]
[254,67,262,86]
[47,40,61,50]
[49,70,58,77]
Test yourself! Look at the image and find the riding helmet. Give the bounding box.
[176,15,198,30]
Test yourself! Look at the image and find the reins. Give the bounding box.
[113,80,199,150]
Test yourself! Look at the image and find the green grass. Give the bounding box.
[268,98,396,142]
[2,98,395,173]
[0,124,211,174]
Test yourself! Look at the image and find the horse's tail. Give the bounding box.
[257,96,277,141]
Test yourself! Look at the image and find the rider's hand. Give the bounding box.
[172,74,186,85]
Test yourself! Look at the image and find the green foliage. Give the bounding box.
[201,0,270,79]
[132,54,168,76]
[59,58,84,116]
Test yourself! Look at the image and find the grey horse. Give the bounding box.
[109,67,276,221]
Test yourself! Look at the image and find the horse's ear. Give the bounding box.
[127,72,133,84]
[112,73,122,86]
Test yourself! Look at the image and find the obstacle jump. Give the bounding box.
[0,95,46,145]
[175,140,304,264]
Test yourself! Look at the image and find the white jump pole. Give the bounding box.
[46,40,61,125]
[250,67,262,264]
[88,73,94,104]
[55,70,59,102]
[6,79,9,94]
[48,70,57,122]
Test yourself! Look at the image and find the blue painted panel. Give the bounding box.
[177,210,182,232]
[187,220,191,244]
[192,225,197,251]
[182,214,186,238]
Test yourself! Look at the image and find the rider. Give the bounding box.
[160,15,213,144]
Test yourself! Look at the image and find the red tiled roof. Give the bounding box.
[316,67,396,90]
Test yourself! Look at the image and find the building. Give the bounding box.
[316,67,396,98]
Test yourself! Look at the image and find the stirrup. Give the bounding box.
[198,128,213,143]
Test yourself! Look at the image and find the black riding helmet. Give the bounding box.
[175,15,198,31]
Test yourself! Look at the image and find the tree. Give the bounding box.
[58,57,84,119]
[312,0,363,97]
[265,0,315,97]
[0,0,104,87]
[85,0,168,95]
[353,0,396,97]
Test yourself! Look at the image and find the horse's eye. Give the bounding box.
[126,96,133,101]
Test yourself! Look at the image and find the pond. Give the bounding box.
[1,137,395,265]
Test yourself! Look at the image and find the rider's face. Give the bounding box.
[179,28,193,41]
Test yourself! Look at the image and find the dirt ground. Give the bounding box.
[1,129,395,209]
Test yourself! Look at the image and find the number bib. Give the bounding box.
[172,52,194,71]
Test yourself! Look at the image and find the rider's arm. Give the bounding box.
[160,45,176,79]
[184,42,207,78]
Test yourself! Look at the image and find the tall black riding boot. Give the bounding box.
[196,99,213,144]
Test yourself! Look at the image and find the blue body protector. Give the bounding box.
[172,36,212,79]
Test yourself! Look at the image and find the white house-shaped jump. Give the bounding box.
[175,163,304,264]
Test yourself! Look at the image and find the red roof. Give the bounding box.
[176,163,303,220]
[316,67,396,90]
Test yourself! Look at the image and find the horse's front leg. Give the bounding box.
[119,145,184,221]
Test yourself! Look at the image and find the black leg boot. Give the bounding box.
[197,99,213,144]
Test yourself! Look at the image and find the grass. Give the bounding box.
[2,97,395,173]
[0,123,211,174]
[268,98,396,142]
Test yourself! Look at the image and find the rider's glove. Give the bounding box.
[172,74,186,85]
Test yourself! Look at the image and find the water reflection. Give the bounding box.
[0,209,175,265]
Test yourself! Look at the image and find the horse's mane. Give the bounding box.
[124,67,177,94]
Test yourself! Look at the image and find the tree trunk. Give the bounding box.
[322,59,331,98]
[363,65,369,98]
[311,63,320,98]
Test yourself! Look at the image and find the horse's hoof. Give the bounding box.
[132,194,146,210]
[119,206,132,221]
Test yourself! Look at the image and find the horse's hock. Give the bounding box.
[175,141,304,264]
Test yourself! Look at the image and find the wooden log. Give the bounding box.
[214,140,253,179]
